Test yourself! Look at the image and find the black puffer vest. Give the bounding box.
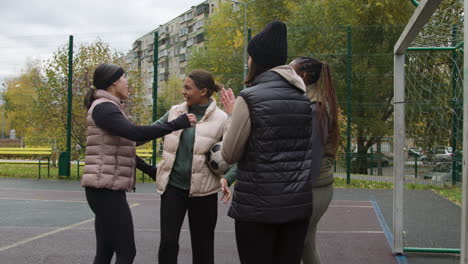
[228,70,314,223]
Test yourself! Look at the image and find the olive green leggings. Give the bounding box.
[302,184,334,264]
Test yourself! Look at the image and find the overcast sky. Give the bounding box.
[0,0,205,87]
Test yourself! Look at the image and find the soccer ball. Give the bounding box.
[206,142,230,176]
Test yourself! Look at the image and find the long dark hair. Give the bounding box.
[294,56,339,156]
[187,69,222,97]
[243,59,269,86]
[84,63,124,109]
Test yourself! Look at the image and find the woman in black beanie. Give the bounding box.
[220,21,315,264]
[82,63,196,264]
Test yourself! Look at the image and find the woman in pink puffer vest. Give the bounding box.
[82,63,196,264]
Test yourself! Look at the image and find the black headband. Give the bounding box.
[99,68,125,90]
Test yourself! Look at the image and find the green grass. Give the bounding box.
[335,178,462,206]
[431,187,461,206]
[0,163,156,183]
[334,177,393,189]
[405,183,461,206]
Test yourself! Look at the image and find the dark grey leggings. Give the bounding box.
[85,187,136,264]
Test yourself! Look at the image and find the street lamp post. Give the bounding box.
[227,0,256,87]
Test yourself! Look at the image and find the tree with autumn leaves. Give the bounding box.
[2,40,150,157]
[188,0,415,174]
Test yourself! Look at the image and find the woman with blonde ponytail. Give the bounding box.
[290,56,339,264]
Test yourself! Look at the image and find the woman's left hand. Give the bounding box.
[219,178,232,204]
[220,88,235,115]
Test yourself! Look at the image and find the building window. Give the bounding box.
[195,20,204,30]
[187,38,194,47]
[195,33,204,43]
[179,27,188,36]
[196,4,209,16]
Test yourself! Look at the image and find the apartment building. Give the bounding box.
[127,0,221,96]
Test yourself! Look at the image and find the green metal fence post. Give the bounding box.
[451,25,459,185]
[346,26,353,184]
[66,35,73,177]
[152,32,159,168]
[59,35,73,177]
[414,154,418,178]
[370,147,374,176]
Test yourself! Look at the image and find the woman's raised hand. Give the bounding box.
[220,88,235,115]
[186,113,197,127]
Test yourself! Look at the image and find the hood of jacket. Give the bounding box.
[270,65,306,93]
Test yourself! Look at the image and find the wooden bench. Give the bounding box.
[0,147,52,178]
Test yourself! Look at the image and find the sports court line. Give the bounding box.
[0,225,386,235]
[330,200,372,203]
[0,187,159,196]
[0,203,139,252]
[329,205,374,208]
[0,187,84,193]
[0,197,87,203]
[0,197,159,202]
[371,200,409,264]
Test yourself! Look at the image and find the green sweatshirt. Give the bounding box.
[155,102,237,190]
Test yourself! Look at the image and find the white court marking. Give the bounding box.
[0,226,385,234]
[0,197,159,202]
[0,203,140,252]
[0,187,158,196]
[329,205,374,208]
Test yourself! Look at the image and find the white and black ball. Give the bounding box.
[206,142,230,176]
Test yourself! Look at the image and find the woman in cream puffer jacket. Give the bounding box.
[154,69,236,264]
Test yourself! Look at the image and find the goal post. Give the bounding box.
[393,0,443,255]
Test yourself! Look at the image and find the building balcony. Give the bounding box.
[179,54,186,62]
[159,32,169,40]
[159,72,169,81]
[132,41,142,51]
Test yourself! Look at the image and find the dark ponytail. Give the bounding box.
[294,57,339,156]
[84,88,96,110]
[187,69,222,97]
[83,63,125,109]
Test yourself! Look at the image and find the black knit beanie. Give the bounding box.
[93,63,125,90]
[247,20,287,68]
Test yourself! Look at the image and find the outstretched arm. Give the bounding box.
[92,102,195,141]
[135,155,156,181]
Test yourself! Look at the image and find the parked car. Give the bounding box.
[420,146,452,164]
[408,147,422,158]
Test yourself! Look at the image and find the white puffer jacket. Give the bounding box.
[156,98,229,196]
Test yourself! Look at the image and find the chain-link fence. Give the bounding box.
[0,22,463,185]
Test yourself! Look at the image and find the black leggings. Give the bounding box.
[235,219,309,264]
[158,185,218,264]
[85,187,136,264]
